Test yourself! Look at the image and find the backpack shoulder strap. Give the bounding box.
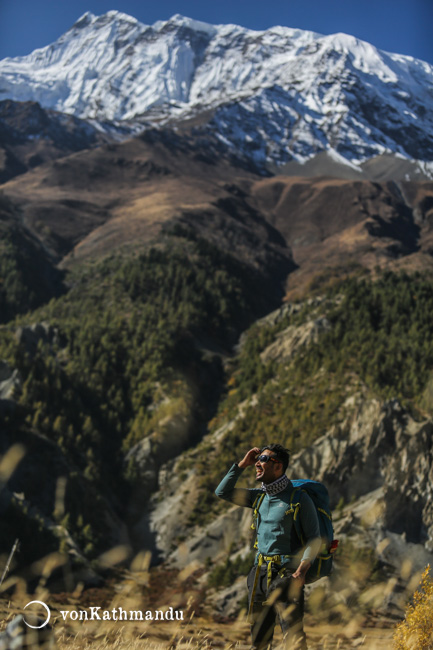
[251,492,265,529]
[286,487,305,545]
[251,492,265,549]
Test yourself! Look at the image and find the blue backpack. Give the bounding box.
[290,479,336,583]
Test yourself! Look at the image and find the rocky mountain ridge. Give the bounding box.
[2,130,433,303]
[0,99,110,184]
[1,12,433,176]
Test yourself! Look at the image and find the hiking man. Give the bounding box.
[215,444,321,649]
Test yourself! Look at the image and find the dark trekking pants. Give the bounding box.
[247,564,307,650]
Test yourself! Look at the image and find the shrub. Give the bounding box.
[394,565,433,649]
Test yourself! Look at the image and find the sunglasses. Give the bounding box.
[255,454,280,464]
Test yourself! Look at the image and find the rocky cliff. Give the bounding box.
[136,304,433,621]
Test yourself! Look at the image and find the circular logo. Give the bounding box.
[23,600,51,629]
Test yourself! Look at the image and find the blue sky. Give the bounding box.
[0,0,432,64]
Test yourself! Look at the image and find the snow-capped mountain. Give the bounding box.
[1,11,433,175]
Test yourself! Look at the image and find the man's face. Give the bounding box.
[255,449,283,484]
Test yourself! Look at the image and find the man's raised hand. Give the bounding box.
[238,447,261,469]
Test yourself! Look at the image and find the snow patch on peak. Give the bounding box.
[104,10,140,24]
[321,31,379,61]
[319,32,398,81]
[326,147,363,171]
[72,12,96,28]
[328,32,360,49]
[270,25,322,41]
[154,14,217,36]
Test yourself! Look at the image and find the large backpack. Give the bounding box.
[290,479,336,584]
[252,479,337,584]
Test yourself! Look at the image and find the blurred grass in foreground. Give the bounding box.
[0,542,427,649]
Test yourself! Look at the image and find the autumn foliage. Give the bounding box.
[394,565,433,649]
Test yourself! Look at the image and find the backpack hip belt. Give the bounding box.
[247,553,293,621]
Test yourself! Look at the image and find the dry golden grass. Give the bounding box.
[0,445,419,648]
[393,565,433,650]
[0,550,401,649]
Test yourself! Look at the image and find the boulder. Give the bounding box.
[206,575,246,618]
[260,316,331,364]
[0,361,22,402]
[290,397,433,550]
[124,412,192,521]
[15,322,64,355]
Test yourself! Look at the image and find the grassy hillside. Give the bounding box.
[0,193,64,322]
[2,216,433,568]
[0,231,285,563]
[184,270,433,526]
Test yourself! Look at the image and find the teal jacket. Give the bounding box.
[215,463,321,567]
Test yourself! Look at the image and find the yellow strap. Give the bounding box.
[251,493,265,532]
[267,560,273,592]
[318,507,333,521]
[247,554,283,622]
[291,500,304,544]
[253,493,265,518]
[252,492,265,510]
[247,554,264,621]
[290,488,297,500]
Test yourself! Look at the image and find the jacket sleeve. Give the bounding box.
[215,463,258,508]
[299,491,322,563]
